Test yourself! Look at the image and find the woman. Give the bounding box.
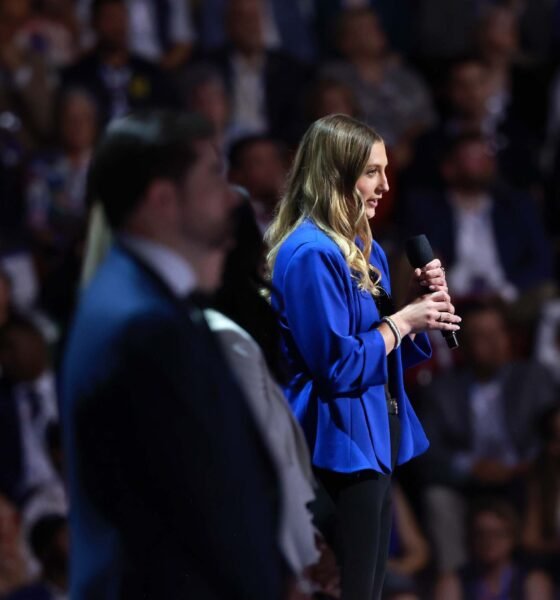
[265,114,461,599]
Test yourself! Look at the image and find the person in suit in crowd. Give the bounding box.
[403,134,553,305]
[266,114,460,600]
[201,0,310,146]
[61,0,176,125]
[418,300,557,573]
[60,110,289,599]
[228,135,288,234]
[435,499,553,600]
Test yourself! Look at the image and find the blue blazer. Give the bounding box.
[271,220,430,474]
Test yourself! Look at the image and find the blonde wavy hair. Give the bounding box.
[265,114,383,295]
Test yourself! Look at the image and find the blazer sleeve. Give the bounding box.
[401,333,432,370]
[281,243,388,397]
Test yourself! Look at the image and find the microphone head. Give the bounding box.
[405,234,434,268]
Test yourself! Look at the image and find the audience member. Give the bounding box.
[321,7,435,168]
[403,134,553,304]
[522,404,560,584]
[61,0,176,125]
[198,0,316,63]
[304,77,358,123]
[181,64,244,152]
[76,0,195,70]
[228,135,288,233]
[0,0,56,148]
[202,0,310,145]
[26,88,97,249]
[407,57,542,191]
[418,300,557,572]
[435,499,553,599]
[4,514,69,600]
[0,316,60,507]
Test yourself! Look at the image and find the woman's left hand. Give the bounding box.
[408,258,448,300]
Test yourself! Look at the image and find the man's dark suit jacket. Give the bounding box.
[60,243,284,599]
[402,184,553,293]
[60,51,178,126]
[417,363,557,486]
[202,47,311,145]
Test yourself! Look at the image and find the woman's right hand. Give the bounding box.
[391,290,461,336]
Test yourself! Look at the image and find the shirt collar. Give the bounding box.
[119,234,197,298]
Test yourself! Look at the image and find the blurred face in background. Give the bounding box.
[229,140,287,208]
[60,92,98,155]
[0,323,48,382]
[93,0,128,54]
[442,139,496,193]
[448,62,491,120]
[189,79,230,134]
[0,0,31,25]
[462,308,511,379]
[226,0,264,55]
[478,7,519,60]
[311,81,357,120]
[472,510,516,567]
[338,10,387,61]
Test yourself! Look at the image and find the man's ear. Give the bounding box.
[143,178,179,218]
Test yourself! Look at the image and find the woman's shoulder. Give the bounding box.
[276,220,344,267]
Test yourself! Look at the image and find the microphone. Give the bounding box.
[405,234,459,349]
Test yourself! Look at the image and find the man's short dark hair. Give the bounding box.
[228,135,284,171]
[87,110,214,229]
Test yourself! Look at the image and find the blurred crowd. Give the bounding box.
[0,0,559,598]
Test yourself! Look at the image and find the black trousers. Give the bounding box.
[314,414,401,600]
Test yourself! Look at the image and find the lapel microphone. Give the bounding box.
[405,234,459,350]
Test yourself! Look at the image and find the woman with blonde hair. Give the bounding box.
[266,114,461,599]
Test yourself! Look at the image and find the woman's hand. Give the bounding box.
[406,259,448,302]
[391,290,461,337]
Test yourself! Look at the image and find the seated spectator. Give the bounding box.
[435,499,553,600]
[321,7,435,169]
[522,404,560,584]
[417,300,557,572]
[0,0,56,148]
[0,316,60,507]
[305,77,358,123]
[383,483,430,600]
[228,135,288,233]
[26,88,97,250]
[76,0,195,70]
[201,0,310,146]
[406,57,542,191]
[403,134,553,304]
[198,0,316,64]
[4,513,69,600]
[182,65,243,153]
[61,0,177,125]
[0,495,32,597]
